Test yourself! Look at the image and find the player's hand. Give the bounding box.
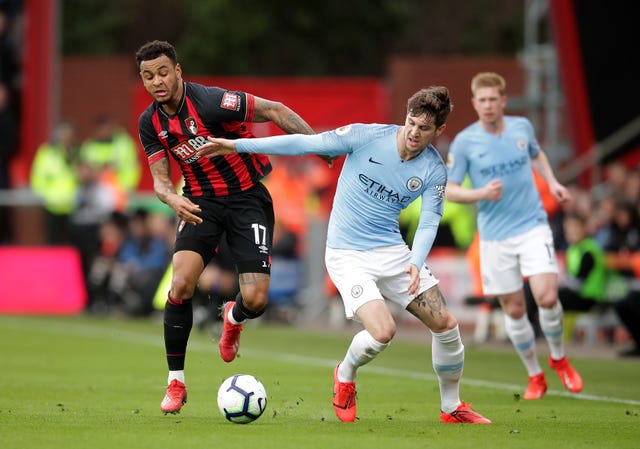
[196,137,238,158]
[483,179,503,201]
[405,264,420,297]
[550,182,571,203]
[167,194,202,225]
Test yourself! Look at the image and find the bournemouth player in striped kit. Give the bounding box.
[136,40,320,414]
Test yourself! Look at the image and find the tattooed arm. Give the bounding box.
[252,96,315,135]
[252,96,334,165]
[150,158,202,225]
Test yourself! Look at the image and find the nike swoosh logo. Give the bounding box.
[368,157,382,165]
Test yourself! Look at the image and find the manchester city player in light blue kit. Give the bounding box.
[197,87,491,424]
[446,72,583,400]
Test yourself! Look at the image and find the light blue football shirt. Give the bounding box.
[447,115,548,241]
[236,123,446,268]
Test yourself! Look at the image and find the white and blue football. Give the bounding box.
[217,374,267,424]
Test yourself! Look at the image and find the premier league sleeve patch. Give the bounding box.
[220,92,241,111]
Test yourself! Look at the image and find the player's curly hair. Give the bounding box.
[407,86,453,128]
[135,40,178,70]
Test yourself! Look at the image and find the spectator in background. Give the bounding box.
[267,219,302,322]
[263,156,313,245]
[69,160,117,306]
[87,211,130,313]
[591,193,617,249]
[30,120,79,244]
[603,200,640,255]
[108,209,170,316]
[592,161,628,201]
[0,81,17,242]
[613,264,640,357]
[624,167,640,207]
[79,114,141,197]
[557,213,608,312]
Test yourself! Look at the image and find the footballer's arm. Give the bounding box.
[150,157,202,225]
[252,96,334,165]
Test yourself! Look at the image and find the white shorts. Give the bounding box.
[480,225,558,296]
[325,245,439,320]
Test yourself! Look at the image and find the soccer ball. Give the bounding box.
[217,374,267,424]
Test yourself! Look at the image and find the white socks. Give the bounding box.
[227,306,242,325]
[504,314,542,376]
[539,301,565,361]
[337,330,388,382]
[168,370,185,384]
[431,325,464,413]
[337,326,467,414]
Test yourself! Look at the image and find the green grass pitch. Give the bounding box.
[1,314,639,449]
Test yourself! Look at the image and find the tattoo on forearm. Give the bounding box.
[281,113,314,135]
[150,159,175,202]
[254,97,313,135]
[410,288,447,319]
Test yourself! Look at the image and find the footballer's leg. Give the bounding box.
[408,286,491,424]
[334,300,391,422]
[219,189,272,362]
[499,290,547,399]
[529,274,584,393]
[219,274,269,362]
[160,250,202,414]
[161,293,192,414]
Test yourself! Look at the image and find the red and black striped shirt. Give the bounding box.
[138,82,272,197]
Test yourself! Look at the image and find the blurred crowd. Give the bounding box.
[550,162,640,356]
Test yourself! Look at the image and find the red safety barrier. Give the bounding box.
[0,246,87,314]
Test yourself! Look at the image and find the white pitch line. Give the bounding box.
[5,318,640,406]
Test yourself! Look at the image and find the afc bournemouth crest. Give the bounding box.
[185,117,198,135]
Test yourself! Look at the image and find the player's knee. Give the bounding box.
[536,294,559,310]
[429,313,458,334]
[369,321,396,344]
[500,298,527,318]
[244,295,268,312]
[234,292,267,319]
[240,288,269,311]
[171,273,197,299]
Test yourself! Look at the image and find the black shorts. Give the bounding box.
[174,183,274,274]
